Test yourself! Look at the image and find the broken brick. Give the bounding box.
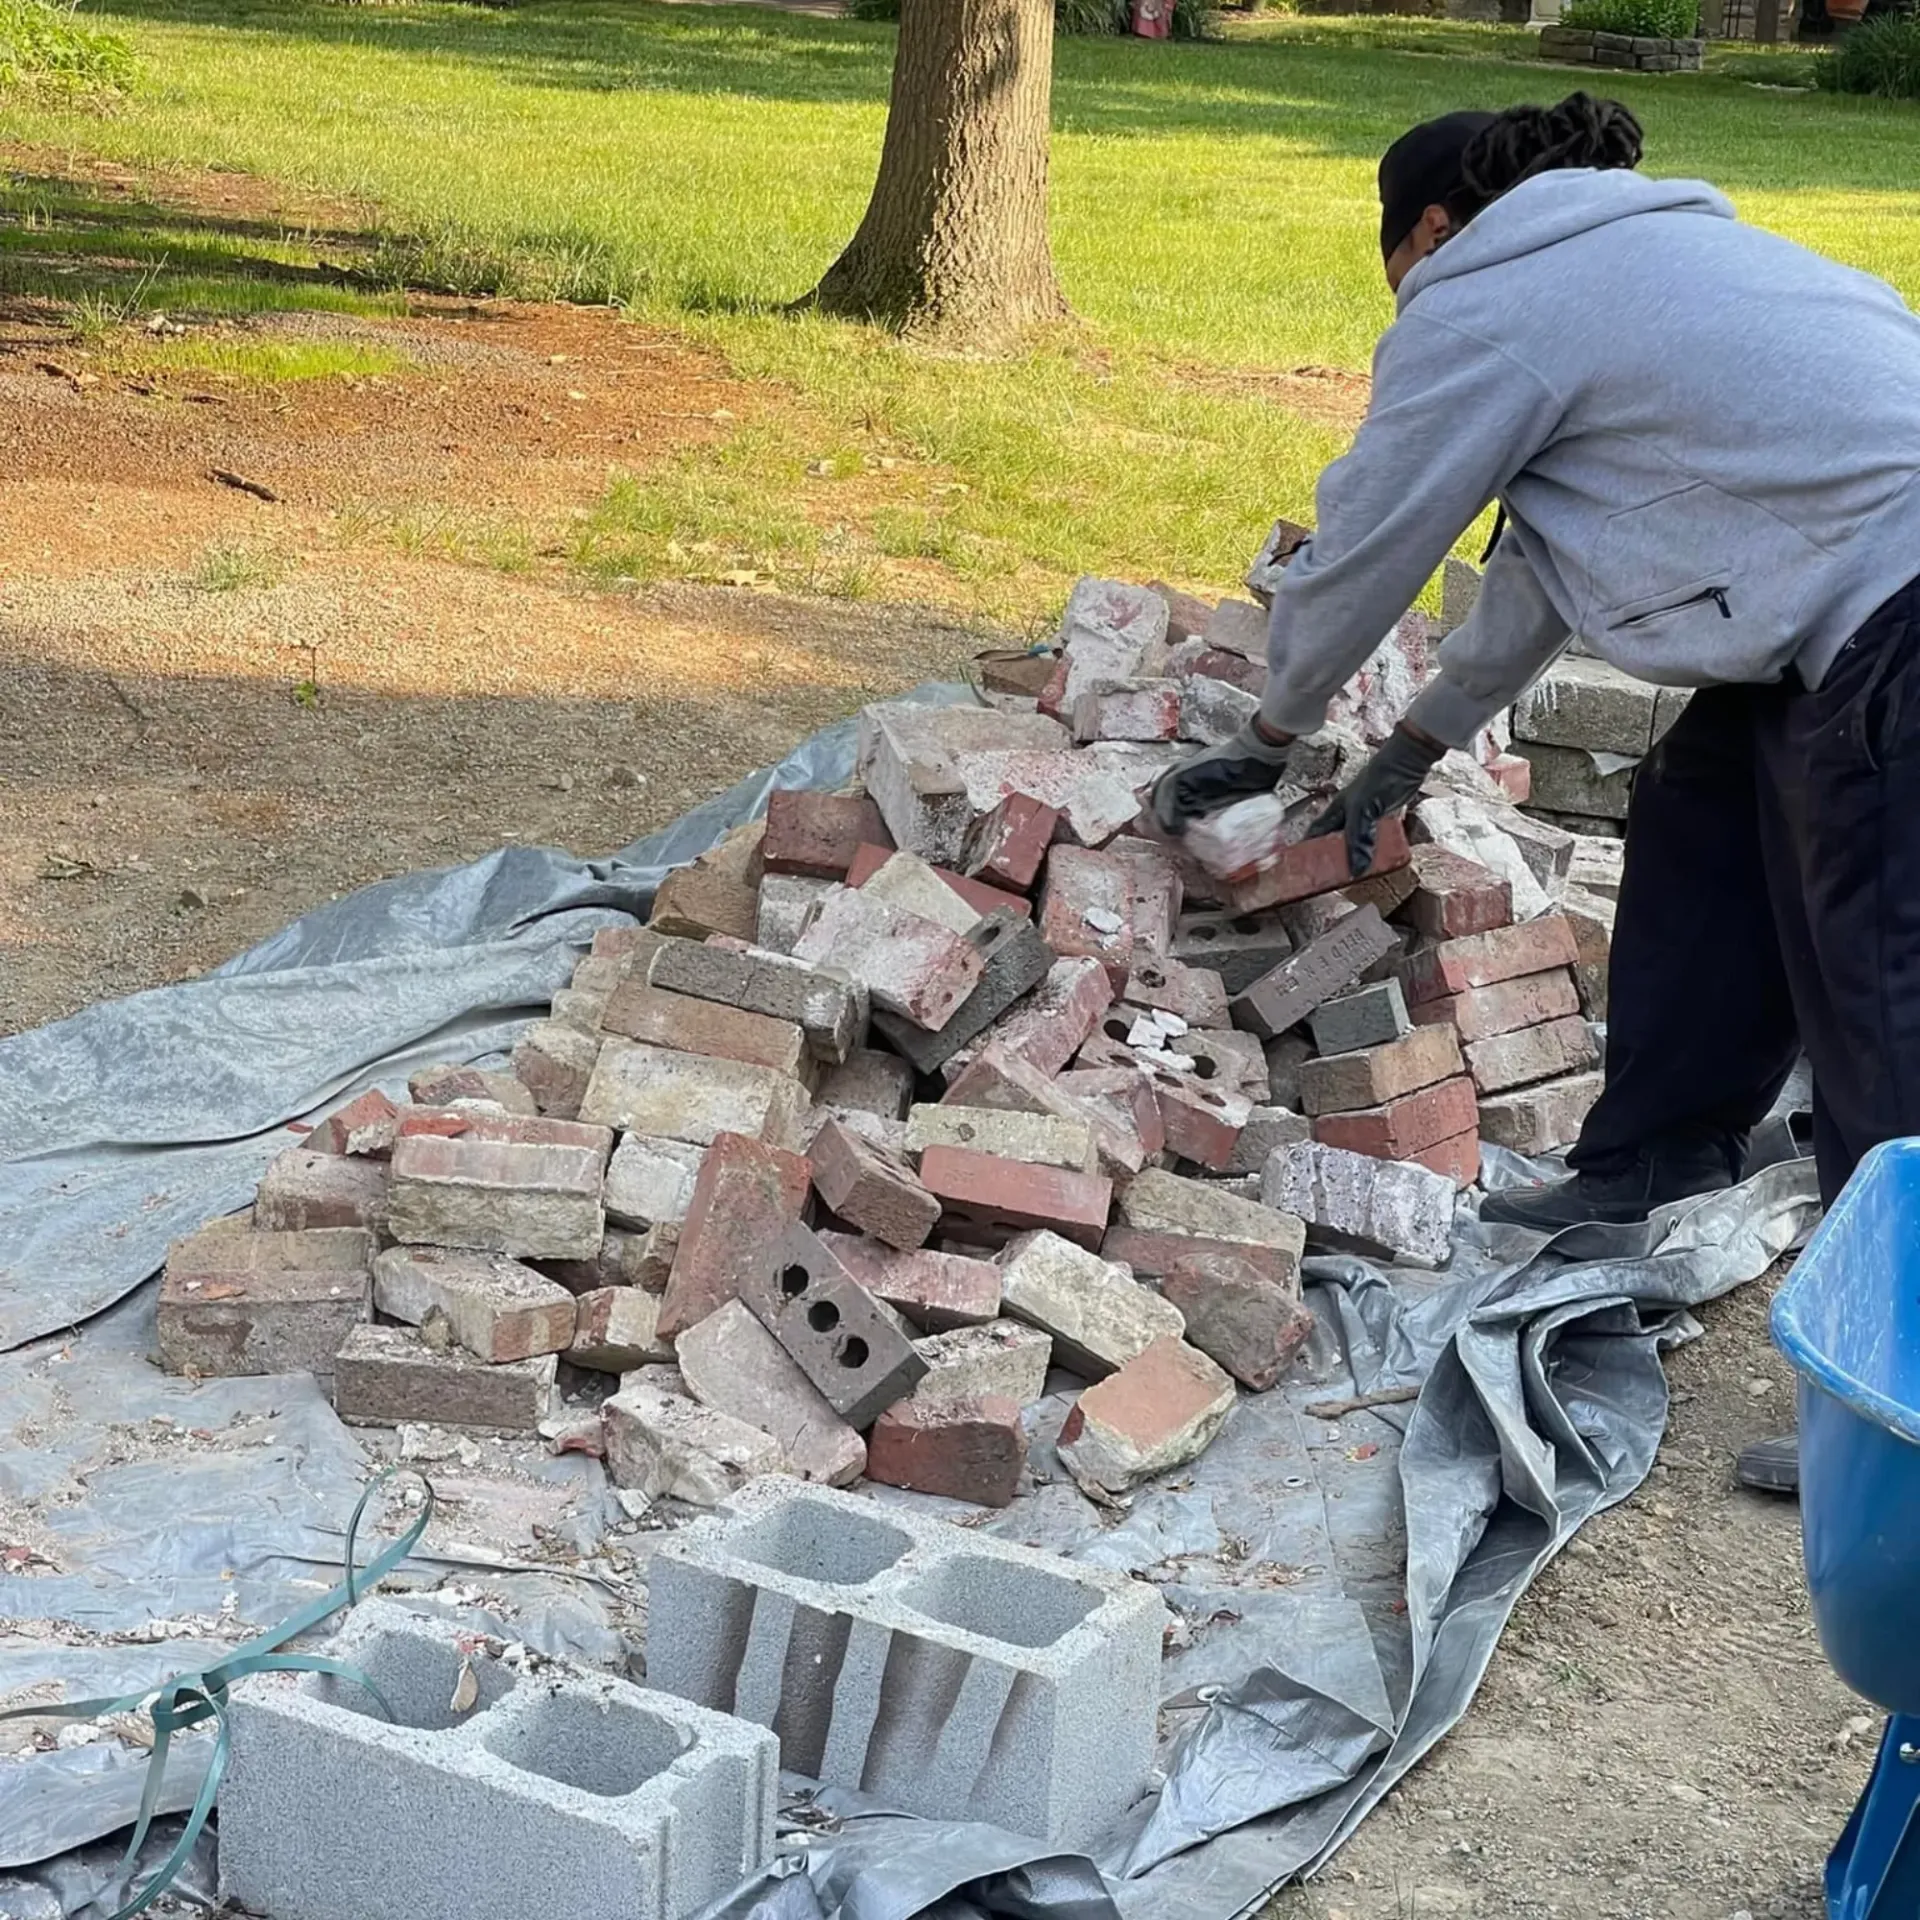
[867,1395,1027,1508]
[1140,1062,1250,1172]
[1057,1337,1236,1494]
[567,1286,675,1372]
[510,1021,603,1121]
[603,1134,705,1230]
[602,1377,788,1506]
[871,909,1052,1074]
[406,1064,539,1115]
[814,1047,915,1121]
[302,1089,400,1158]
[791,884,985,1031]
[1070,680,1182,744]
[254,1147,388,1234]
[372,1246,577,1363]
[961,793,1060,892]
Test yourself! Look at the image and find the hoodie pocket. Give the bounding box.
[1611,578,1735,631]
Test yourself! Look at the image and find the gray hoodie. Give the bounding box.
[1260,169,1920,748]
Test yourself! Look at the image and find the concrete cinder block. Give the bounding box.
[220,1601,777,1920]
[644,1480,1165,1848]
[386,1135,606,1263]
[157,1226,373,1381]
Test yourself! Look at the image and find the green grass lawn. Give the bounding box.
[9,0,1920,616]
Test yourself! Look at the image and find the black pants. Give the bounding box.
[1568,574,1920,1209]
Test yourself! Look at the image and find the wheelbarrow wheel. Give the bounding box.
[1736,1431,1800,1495]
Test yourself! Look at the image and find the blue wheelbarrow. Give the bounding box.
[1773,1138,1920,1919]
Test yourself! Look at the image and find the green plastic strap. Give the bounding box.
[0,1465,434,1919]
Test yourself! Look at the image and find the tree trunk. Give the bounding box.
[808,0,1069,343]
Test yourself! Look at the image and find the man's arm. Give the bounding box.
[1259,312,1565,740]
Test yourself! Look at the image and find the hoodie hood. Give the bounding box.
[1396,169,1736,312]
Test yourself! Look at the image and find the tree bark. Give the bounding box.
[807,0,1069,343]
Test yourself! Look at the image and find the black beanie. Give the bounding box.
[1378,110,1498,261]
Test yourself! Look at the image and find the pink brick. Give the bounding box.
[816,1231,1001,1330]
[808,1117,941,1251]
[866,1395,1027,1508]
[1486,753,1532,804]
[1070,681,1181,744]
[1409,968,1580,1045]
[1040,846,1141,981]
[302,1089,400,1157]
[792,885,984,1032]
[394,1108,614,1156]
[1122,956,1230,1028]
[1411,1129,1482,1189]
[601,979,810,1081]
[1312,1074,1479,1160]
[1056,1066,1167,1161]
[845,842,1030,921]
[657,1131,811,1340]
[1465,1013,1600,1095]
[1405,844,1513,939]
[762,790,893,878]
[590,925,670,966]
[954,956,1113,1080]
[961,793,1060,893]
[918,1145,1113,1251]
[1401,915,1579,1005]
[1297,1024,1464,1117]
[1224,818,1412,914]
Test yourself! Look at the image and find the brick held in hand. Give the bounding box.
[1224,817,1412,914]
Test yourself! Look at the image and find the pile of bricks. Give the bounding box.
[151,558,1618,1517]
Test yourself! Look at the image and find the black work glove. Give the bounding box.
[1310,724,1446,877]
[1151,719,1295,834]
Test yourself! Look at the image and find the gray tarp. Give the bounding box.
[0,689,1816,1920]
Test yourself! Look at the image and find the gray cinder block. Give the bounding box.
[220,1601,776,1920]
[644,1479,1166,1849]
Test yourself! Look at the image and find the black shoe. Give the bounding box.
[1736,1432,1800,1496]
[1480,1140,1735,1232]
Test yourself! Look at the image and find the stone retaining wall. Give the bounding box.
[1538,24,1705,65]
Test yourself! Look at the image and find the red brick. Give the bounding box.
[1122,956,1230,1028]
[1183,646,1265,693]
[1057,1337,1236,1494]
[1070,681,1181,744]
[1224,818,1411,914]
[1056,1066,1167,1161]
[1138,1062,1250,1171]
[1148,581,1216,645]
[394,1107,613,1156]
[649,858,759,944]
[1409,968,1580,1045]
[1465,1014,1600,1095]
[601,979,810,1081]
[1410,1129,1482,1189]
[1401,914,1579,1005]
[817,1231,1001,1330]
[917,1144,1113,1250]
[1405,844,1513,940]
[865,1395,1027,1507]
[511,1021,602,1120]
[656,1131,811,1340]
[977,651,1060,698]
[302,1089,401,1157]
[1312,1074,1479,1160]
[962,793,1060,892]
[844,842,1030,921]
[1039,845,1142,983]
[1298,1024,1464,1117]
[407,1064,539,1115]
[953,956,1113,1081]
[1162,1251,1314,1391]
[808,1117,941,1251]
[762,790,892,879]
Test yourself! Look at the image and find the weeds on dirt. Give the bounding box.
[139,333,408,381]
[191,543,283,592]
